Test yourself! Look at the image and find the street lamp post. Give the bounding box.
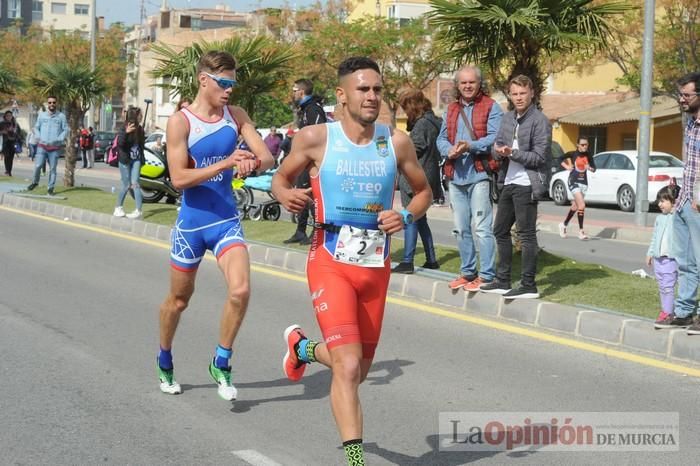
[635,0,655,226]
[87,0,97,129]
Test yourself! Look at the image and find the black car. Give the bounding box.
[94,131,117,162]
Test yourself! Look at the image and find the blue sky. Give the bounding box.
[97,0,318,27]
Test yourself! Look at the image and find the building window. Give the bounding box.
[622,134,637,150]
[8,0,21,19]
[74,3,89,15]
[32,1,43,21]
[51,2,66,14]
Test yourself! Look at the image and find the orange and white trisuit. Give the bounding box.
[307,121,398,359]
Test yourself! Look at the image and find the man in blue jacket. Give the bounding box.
[27,95,68,196]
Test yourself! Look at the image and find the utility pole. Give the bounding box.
[134,0,146,108]
[87,0,97,129]
[634,0,655,226]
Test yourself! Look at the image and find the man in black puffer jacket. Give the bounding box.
[284,78,328,245]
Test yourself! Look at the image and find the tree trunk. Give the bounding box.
[63,106,85,187]
[388,102,398,129]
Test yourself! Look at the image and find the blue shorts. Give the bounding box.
[170,216,245,271]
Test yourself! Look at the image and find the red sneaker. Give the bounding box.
[464,277,491,292]
[283,324,308,382]
[448,276,470,290]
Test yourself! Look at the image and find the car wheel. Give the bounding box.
[551,180,568,206]
[617,185,635,212]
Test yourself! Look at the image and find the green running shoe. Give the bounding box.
[157,360,182,395]
[208,360,237,401]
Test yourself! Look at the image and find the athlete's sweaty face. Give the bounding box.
[339,69,382,126]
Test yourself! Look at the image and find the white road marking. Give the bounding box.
[232,450,283,466]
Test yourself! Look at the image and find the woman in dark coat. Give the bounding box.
[1,110,20,176]
[393,89,441,274]
[113,106,145,219]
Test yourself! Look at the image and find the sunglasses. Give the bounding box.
[204,72,236,90]
[47,101,57,105]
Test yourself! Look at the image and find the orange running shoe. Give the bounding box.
[464,277,491,292]
[448,276,471,290]
[283,324,308,382]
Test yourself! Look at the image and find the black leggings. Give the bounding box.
[2,141,15,175]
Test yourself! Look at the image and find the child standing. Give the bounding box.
[650,186,679,328]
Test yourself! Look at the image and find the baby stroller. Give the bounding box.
[235,169,282,221]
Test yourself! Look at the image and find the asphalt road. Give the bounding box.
[2,207,700,465]
[8,159,650,274]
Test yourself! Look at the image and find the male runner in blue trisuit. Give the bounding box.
[156,50,274,401]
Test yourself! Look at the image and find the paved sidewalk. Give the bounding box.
[13,156,653,244]
[2,191,698,368]
[393,197,653,244]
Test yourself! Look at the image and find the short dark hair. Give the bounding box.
[677,72,700,90]
[657,184,679,203]
[294,79,314,96]
[337,57,380,80]
[47,95,57,102]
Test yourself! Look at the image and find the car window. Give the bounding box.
[593,153,611,169]
[145,133,162,143]
[649,155,683,168]
[608,153,634,170]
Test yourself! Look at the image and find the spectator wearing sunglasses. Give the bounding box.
[27,95,68,195]
[283,78,328,245]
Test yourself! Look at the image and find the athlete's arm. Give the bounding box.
[166,112,243,190]
[377,130,432,235]
[230,105,275,175]
[272,125,324,214]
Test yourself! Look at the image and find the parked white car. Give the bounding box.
[549,150,684,212]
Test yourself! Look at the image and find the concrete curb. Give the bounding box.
[3,192,698,368]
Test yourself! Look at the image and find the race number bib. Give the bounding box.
[333,225,386,268]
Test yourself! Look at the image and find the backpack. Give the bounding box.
[106,135,120,167]
[79,132,90,149]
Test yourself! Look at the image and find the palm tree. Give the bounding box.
[0,65,21,96]
[428,0,634,100]
[32,63,106,187]
[149,36,296,116]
